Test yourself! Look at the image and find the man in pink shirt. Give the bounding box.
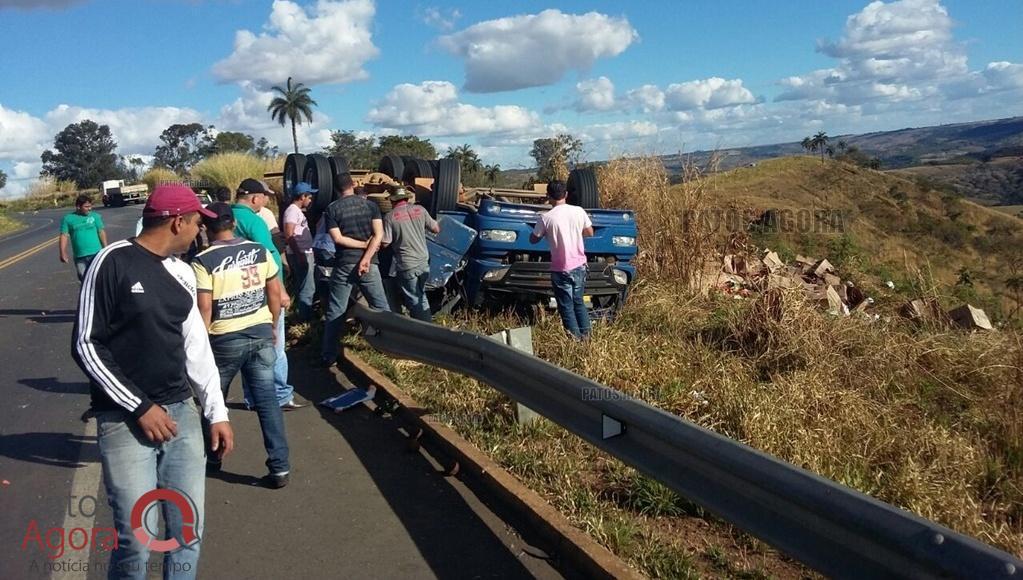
[530,180,594,339]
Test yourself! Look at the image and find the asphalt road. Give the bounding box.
[0,206,562,579]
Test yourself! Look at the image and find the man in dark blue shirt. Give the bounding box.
[320,173,390,366]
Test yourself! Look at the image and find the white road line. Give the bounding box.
[50,419,101,580]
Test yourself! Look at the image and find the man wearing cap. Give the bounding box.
[233,178,305,410]
[72,184,234,578]
[192,203,291,488]
[319,173,391,366]
[382,185,440,321]
[529,180,594,339]
[283,182,317,322]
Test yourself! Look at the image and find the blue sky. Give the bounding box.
[1,0,1021,197]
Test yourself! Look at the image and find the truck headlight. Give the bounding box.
[480,229,517,242]
[612,269,629,285]
[612,236,636,247]
[483,267,510,282]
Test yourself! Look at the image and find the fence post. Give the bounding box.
[489,327,540,425]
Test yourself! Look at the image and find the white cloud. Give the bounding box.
[438,9,637,93]
[574,77,616,112]
[366,81,542,137]
[212,0,379,89]
[12,161,41,180]
[777,0,970,105]
[981,61,1023,92]
[626,85,665,113]
[45,104,204,155]
[579,121,659,142]
[421,6,461,31]
[0,104,49,162]
[664,77,757,110]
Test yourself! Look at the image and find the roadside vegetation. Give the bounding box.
[296,154,1023,578]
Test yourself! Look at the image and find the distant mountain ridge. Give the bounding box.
[662,116,1023,172]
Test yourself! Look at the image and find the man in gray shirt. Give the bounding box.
[382,186,440,321]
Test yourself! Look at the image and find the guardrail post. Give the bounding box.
[489,327,540,425]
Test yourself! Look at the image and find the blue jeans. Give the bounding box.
[242,314,294,407]
[75,254,97,282]
[321,262,390,361]
[289,252,316,322]
[207,335,289,474]
[397,267,432,322]
[96,399,205,580]
[551,265,591,339]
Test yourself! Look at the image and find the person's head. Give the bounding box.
[214,186,232,203]
[334,173,355,196]
[140,184,216,254]
[546,180,568,205]
[201,202,236,240]
[354,186,367,198]
[75,194,93,215]
[235,178,270,209]
[388,185,411,205]
[291,182,316,209]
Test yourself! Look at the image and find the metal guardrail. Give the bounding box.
[352,304,1022,579]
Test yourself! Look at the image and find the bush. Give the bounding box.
[141,167,180,192]
[190,153,282,197]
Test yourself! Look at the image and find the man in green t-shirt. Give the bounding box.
[59,194,107,281]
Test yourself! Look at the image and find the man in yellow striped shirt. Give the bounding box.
[192,203,292,488]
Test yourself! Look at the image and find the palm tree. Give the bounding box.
[809,131,829,165]
[484,164,500,184]
[267,77,317,154]
[801,136,812,154]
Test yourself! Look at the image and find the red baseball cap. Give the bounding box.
[143,184,217,218]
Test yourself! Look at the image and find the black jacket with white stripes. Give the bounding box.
[72,239,228,423]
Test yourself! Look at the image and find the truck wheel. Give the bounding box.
[284,154,307,198]
[328,156,350,203]
[378,155,404,181]
[303,154,334,213]
[567,168,600,209]
[432,158,460,216]
[402,158,433,183]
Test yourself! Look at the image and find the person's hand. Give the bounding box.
[358,258,370,276]
[59,253,69,264]
[137,405,178,443]
[279,288,292,309]
[209,421,234,460]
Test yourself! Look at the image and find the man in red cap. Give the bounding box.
[72,184,234,578]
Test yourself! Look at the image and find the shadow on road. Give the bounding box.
[287,345,542,580]
[0,309,77,325]
[19,376,89,395]
[0,431,99,468]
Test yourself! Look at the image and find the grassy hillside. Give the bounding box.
[704,156,1023,320]
[890,156,1023,206]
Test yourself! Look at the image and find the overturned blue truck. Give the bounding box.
[273,153,639,317]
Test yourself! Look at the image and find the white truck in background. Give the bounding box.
[101,179,149,207]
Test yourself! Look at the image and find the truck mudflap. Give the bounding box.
[424,215,477,291]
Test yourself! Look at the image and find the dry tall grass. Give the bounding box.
[598,156,720,290]
[190,153,269,195]
[141,167,179,192]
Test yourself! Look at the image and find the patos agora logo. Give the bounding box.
[22,487,199,559]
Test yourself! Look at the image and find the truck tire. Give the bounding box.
[431,158,460,215]
[429,159,440,178]
[328,155,349,178]
[378,155,404,181]
[283,153,307,198]
[303,154,334,213]
[568,167,600,209]
[402,158,433,183]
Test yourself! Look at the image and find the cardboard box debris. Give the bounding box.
[768,274,802,290]
[763,250,784,273]
[813,259,835,278]
[823,273,842,286]
[825,286,846,315]
[948,304,993,331]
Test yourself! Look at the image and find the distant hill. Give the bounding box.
[660,116,1023,172]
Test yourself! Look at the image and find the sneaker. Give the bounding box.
[267,472,289,489]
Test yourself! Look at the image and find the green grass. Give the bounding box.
[0,211,25,236]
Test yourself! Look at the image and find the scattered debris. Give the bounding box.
[948,304,994,331]
[885,280,896,290]
[762,250,784,273]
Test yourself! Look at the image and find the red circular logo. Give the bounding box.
[129,488,199,552]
